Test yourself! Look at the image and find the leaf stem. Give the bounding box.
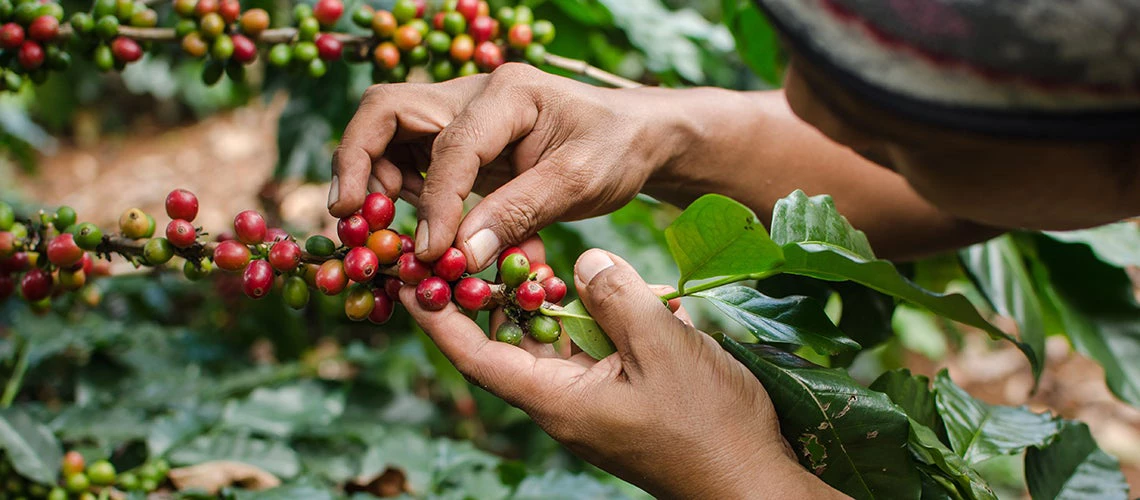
[1,335,30,408]
[660,269,782,302]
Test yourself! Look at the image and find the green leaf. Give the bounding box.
[695,285,859,355]
[50,406,150,449]
[781,243,1040,375]
[869,369,939,431]
[720,0,784,85]
[932,371,1061,465]
[0,407,63,484]
[717,336,921,499]
[1025,421,1129,500]
[664,194,784,291]
[1044,222,1140,268]
[168,432,300,479]
[908,421,996,500]
[959,235,1048,381]
[220,381,346,438]
[771,190,874,260]
[557,300,617,361]
[148,411,210,458]
[512,470,633,499]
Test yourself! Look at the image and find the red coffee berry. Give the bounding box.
[453,277,491,311]
[366,229,401,264]
[530,263,554,283]
[361,193,395,230]
[508,23,532,49]
[313,0,344,26]
[469,16,493,44]
[17,40,44,69]
[0,275,12,301]
[27,15,58,42]
[0,23,23,49]
[399,234,414,253]
[515,280,545,311]
[47,234,84,267]
[394,24,421,51]
[218,0,240,23]
[431,11,445,30]
[165,188,199,221]
[20,268,52,302]
[455,0,478,21]
[344,246,379,283]
[195,0,218,17]
[265,227,289,243]
[541,276,566,304]
[415,276,450,311]
[397,252,431,284]
[233,210,267,245]
[231,33,256,63]
[316,34,342,61]
[432,247,466,282]
[473,40,502,70]
[78,252,94,275]
[165,219,197,248]
[337,214,369,247]
[372,10,397,38]
[110,36,142,62]
[413,0,425,17]
[315,259,348,295]
[383,276,403,302]
[369,290,394,324]
[213,240,251,271]
[497,246,526,271]
[0,252,30,274]
[268,240,301,272]
[372,41,400,69]
[242,259,273,299]
[0,232,14,258]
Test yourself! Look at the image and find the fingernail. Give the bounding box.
[465,228,500,269]
[577,250,614,285]
[327,175,340,209]
[415,220,429,254]
[367,175,384,194]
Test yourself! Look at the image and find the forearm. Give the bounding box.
[635,88,999,260]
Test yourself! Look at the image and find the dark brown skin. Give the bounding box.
[329,59,1138,497]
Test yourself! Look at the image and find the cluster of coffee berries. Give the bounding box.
[263,0,344,79]
[17,450,171,499]
[491,246,566,345]
[167,0,265,84]
[68,0,157,72]
[0,0,68,90]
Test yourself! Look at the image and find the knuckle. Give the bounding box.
[589,269,642,312]
[433,123,481,158]
[493,192,542,242]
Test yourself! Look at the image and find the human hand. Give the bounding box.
[400,242,844,499]
[329,63,689,271]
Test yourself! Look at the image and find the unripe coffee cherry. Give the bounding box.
[394,24,421,51]
[415,276,450,311]
[213,240,251,271]
[344,285,374,321]
[453,277,491,311]
[233,210,267,244]
[316,259,348,295]
[268,43,292,66]
[211,34,234,60]
[305,235,336,257]
[524,43,545,66]
[361,193,395,230]
[28,15,57,41]
[499,253,530,287]
[59,269,86,291]
[143,238,174,265]
[442,11,465,35]
[515,280,545,311]
[239,8,269,36]
[20,268,52,301]
[18,40,44,69]
[352,5,374,28]
[0,23,23,49]
[282,276,309,309]
[183,259,212,280]
[268,240,301,272]
[391,0,416,23]
[47,234,83,267]
[497,246,526,270]
[529,315,561,343]
[469,15,493,44]
[343,246,379,282]
[532,19,555,44]
[366,229,401,264]
[173,0,195,18]
[369,290,394,324]
[383,277,403,302]
[432,247,466,281]
[64,473,89,494]
[508,23,532,49]
[473,40,502,70]
[495,321,524,346]
[181,32,208,57]
[218,0,240,24]
[372,41,399,69]
[87,460,116,486]
[541,276,566,303]
[242,259,273,299]
[142,214,157,238]
[371,10,396,38]
[164,188,199,221]
[0,202,13,231]
[315,34,341,61]
[195,0,218,17]
[0,232,15,258]
[397,253,431,284]
[198,12,224,38]
[313,0,343,26]
[56,205,77,231]
[337,214,369,247]
[62,451,85,477]
[530,263,554,283]
[165,219,197,248]
[231,33,256,63]
[450,34,473,62]
[298,16,319,41]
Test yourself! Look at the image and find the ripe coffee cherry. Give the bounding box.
[473,40,503,70]
[28,15,58,41]
[164,188,199,221]
[305,235,336,257]
[282,276,309,309]
[0,232,15,258]
[268,240,301,272]
[541,276,566,303]
[454,277,491,311]
[0,275,13,301]
[195,0,218,17]
[383,276,403,302]
[499,253,530,287]
[495,321,524,346]
[165,219,197,248]
[183,259,212,280]
[315,259,348,295]
[394,24,421,51]
[313,0,343,26]
[62,451,85,477]
[397,253,431,284]
[231,34,256,63]
[529,315,561,343]
[315,34,342,61]
[18,40,44,69]
[344,246,379,282]
[455,0,478,21]
[47,235,83,269]
[265,227,289,243]
[433,247,466,281]
[508,23,532,49]
[366,230,401,264]
[111,36,142,62]
[218,0,240,23]
[369,290,394,324]
[143,238,174,265]
[337,214,369,247]
[399,234,414,253]
[515,280,545,311]
[0,252,30,273]
[0,23,23,49]
[344,285,375,321]
[530,263,554,282]
[361,193,395,230]
[233,210,267,244]
[242,259,274,299]
[20,268,52,301]
[372,10,396,37]
[373,41,400,69]
[415,276,450,311]
[240,8,269,36]
[450,34,473,62]
[213,240,252,271]
[431,11,445,30]
[469,15,493,44]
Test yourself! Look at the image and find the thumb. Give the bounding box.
[573,249,688,365]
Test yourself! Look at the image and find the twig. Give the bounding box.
[543,53,642,89]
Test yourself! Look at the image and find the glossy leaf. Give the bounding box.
[771,190,874,260]
[1044,222,1140,268]
[933,371,1061,465]
[721,0,784,84]
[0,407,62,484]
[220,382,346,438]
[717,336,920,499]
[148,410,208,458]
[664,194,784,291]
[869,369,939,431]
[557,300,616,360]
[908,420,996,500]
[696,285,858,355]
[1025,421,1129,500]
[169,432,300,479]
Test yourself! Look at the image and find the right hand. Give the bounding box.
[328,63,689,271]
